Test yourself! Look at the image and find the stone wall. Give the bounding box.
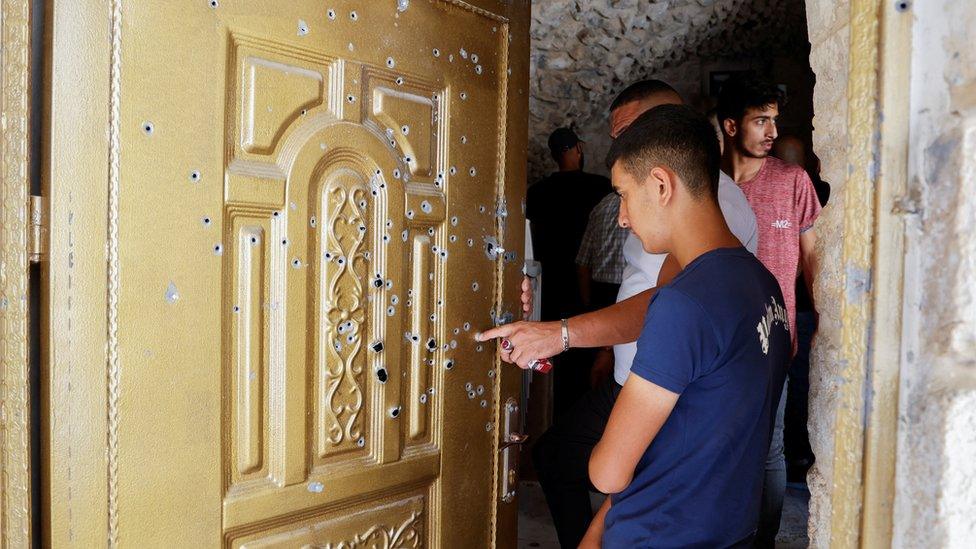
[893,0,976,545]
[804,0,976,546]
[802,0,848,543]
[528,0,811,182]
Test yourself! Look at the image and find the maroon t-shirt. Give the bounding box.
[737,157,822,345]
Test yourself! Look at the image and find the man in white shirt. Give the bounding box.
[478,80,758,547]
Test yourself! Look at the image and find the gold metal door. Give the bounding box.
[44,1,529,546]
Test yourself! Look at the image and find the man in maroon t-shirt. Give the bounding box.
[717,75,821,548]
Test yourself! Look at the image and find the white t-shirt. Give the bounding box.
[612,171,759,385]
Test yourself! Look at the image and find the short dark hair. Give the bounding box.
[716,75,784,126]
[605,104,721,200]
[609,80,681,112]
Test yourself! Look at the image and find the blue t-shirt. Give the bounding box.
[603,247,791,548]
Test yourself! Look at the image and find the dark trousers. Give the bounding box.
[785,311,816,479]
[532,377,622,548]
[552,348,596,418]
[755,381,787,548]
[590,281,621,311]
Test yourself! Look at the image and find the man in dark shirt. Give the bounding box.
[584,105,791,548]
[527,127,612,415]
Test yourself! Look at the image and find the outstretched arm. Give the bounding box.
[478,255,681,369]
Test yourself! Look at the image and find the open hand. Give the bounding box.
[475,320,563,369]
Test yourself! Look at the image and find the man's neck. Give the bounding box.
[669,201,743,269]
[721,148,765,183]
[557,163,580,173]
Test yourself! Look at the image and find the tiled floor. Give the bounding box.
[518,481,811,548]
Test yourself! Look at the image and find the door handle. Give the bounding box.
[499,432,528,451]
[499,398,524,503]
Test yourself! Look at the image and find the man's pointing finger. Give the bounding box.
[475,325,511,342]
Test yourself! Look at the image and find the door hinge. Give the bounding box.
[29,195,48,263]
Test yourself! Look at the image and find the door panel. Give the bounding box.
[47,0,529,547]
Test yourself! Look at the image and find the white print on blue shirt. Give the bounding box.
[757,297,790,355]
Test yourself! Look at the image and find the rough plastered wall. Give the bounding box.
[802,0,849,543]
[893,0,976,545]
[527,0,810,182]
[805,0,976,546]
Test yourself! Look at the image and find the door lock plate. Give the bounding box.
[499,397,525,503]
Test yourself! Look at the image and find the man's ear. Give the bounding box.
[647,166,674,206]
[722,117,737,138]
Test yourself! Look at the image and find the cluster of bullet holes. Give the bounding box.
[146,36,504,393]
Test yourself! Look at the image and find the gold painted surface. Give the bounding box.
[46,0,529,546]
[0,0,32,546]
[829,0,882,547]
[490,3,530,545]
[859,1,912,546]
[44,1,113,546]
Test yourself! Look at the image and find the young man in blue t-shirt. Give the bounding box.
[581,105,791,548]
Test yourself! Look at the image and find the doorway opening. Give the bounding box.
[521,1,818,546]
